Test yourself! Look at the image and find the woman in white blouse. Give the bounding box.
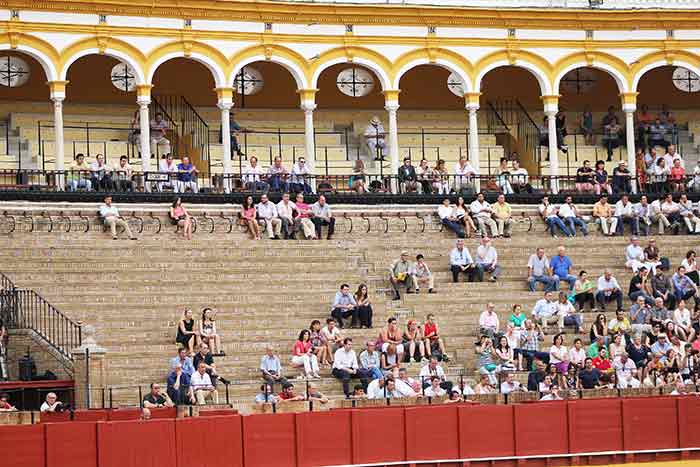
[549,333,569,374]
[681,250,699,285]
[568,338,586,369]
[608,333,626,360]
[673,300,694,341]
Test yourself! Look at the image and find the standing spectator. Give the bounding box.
[354,284,373,328]
[256,194,282,240]
[143,383,174,408]
[330,283,358,329]
[167,363,194,405]
[311,195,335,240]
[294,193,316,240]
[450,239,478,283]
[612,161,632,193]
[438,199,465,238]
[470,192,498,237]
[191,362,218,405]
[267,157,289,192]
[260,345,288,390]
[389,250,415,300]
[596,270,623,312]
[592,195,617,236]
[614,194,640,236]
[479,302,500,338]
[276,192,297,239]
[332,338,367,398]
[559,196,588,236]
[241,196,261,240]
[199,308,222,356]
[423,314,450,361]
[527,247,559,292]
[475,237,501,282]
[572,270,596,312]
[169,347,195,377]
[453,157,477,194]
[291,329,321,379]
[550,245,577,291]
[169,197,193,241]
[99,196,136,240]
[290,157,313,194]
[603,118,623,162]
[410,254,435,294]
[398,157,418,193]
[243,156,268,192]
[492,194,513,238]
[364,116,387,160]
[175,309,199,356]
[539,196,571,237]
[359,341,383,380]
[176,156,199,194]
[532,291,560,332]
[580,106,595,144]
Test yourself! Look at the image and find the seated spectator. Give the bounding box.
[169,197,193,240]
[531,291,559,332]
[40,392,64,412]
[479,302,500,338]
[682,250,700,285]
[494,335,516,372]
[670,159,686,193]
[113,156,134,192]
[557,291,582,333]
[260,345,288,391]
[191,362,218,405]
[378,317,405,361]
[520,320,548,370]
[500,372,524,394]
[608,309,632,336]
[150,113,171,157]
[453,157,477,194]
[475,335,498,385]
[290,158,313,194]
[170,347,195,377]
[496,157,514,195]
[292,329,321,379]
[596,270,623,312]
[635,195,653,236]
[550,245,577,291]
[625,237,652,273]
[572,270,596,312]
[648,117,670,150]
[310,320,330,366]
[591,348,612,373]
[492,194,513,238]
[445,388,465,403]
[403,319,426,363]
[628,267,654,305]
[678,194,700,233]
[475,237,501,283]
[254,384,278,405]
[423,313,450,361]
[673,300,694,341]
[256,194,282,240]
[193,343,224,387]
[167,363,194,405]
[241,196,261,240]
[331,283,358,329]
[626,335,651,377]
[450,239,478,283]
[578,358,601,389]
[575,160,595,193]
[311,195,335,240]
[243,156,268,192]
[527,247,559,292]
[612,160,632,193]
[278,383,305,402]
[68,153,92,191]
[510,160,533,194]
[293,193,316,240]
[549,333,569,374]
[539,196,571,238]
[333,338,368,398]
[559,196,588,236]
[589,315,610,351]
[614,194,639,236]
[276,193,296,240]
[475,373,497,394]
[569,338,586,369]
[650,197,672,234]
[650,158,671,194]
[652,269,676,310]
[321,318,343,359]
[389,250,414,300]
[424,376,447,397]
[608,333,627,360]
[660,193,682,231]
[438,198,465,238]
[592,195,617,236]
[650,298,671,329]
[90,153,114,192]
[305,383,329,404]
[432,159,451,195]
[353,284,373,328]
[143,383,174,408]
[380,343,400,375]
[351,159,368,193]
[470,192,498,237]
[629,295,653,335]
[419,357,452,392]
[176,156,199,193]
[199,308,222,356]
[267,156,289,192]
[359,341,383,380]
[526,358,547,391]
[454,196,478,237]
[410,254,435,294]
[175,309,199,356]
[0,393,16,411]
[351,385,367,399]
[99,195,136,240]
[673,266,699,309]
[397,368,421,395]
[157,153,178,192]
[398,157,418,193]
[540,384,563,401]
[367,376,400,399]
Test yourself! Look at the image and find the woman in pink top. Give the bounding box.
[170,197,192,240]
[670,159,686,192]
[241,195,261,240]
[291,329,320,378]
[294,193,317,240]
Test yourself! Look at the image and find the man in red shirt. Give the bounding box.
[278,383,305,402]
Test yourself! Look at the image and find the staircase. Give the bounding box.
[487,99,542,176]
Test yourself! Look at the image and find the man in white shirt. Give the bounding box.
[650,197,671,235]
[635,195,653,236]
[366,376,390,399]
[419,357,451,392]
[191,362,219,405]
[113,156,134,192]
[243,156,268,192]
[276,192,297,239]
[311,195,335,240]
[99,195,136,240]
[479,302,500,337]
[332,338,368,397]
[364,116,387,160]
[256,194,282,239]
[424,376,447,397]
[614,194,640,236]
[470,192,498,237]
[500,372,523,394]
[527,247,559,292]
[475,237,500,282]
[531,291,560,331]
[149,113,171,157]
[678,193,700,234]
[410,254,435,294]
[559,196,588,236]
[596,269,623,312]
[625,237,651,273]
[290,157,313,194]
[539,196,572,238]
[453,157,477,194]
[90,153,114,191]
[40,392,64,412]
[267,156,289,192]
[613,353,641,388]
[157,153,178,192]
[510,160,533,194]
[437,199,465,238]
[449,239,478,283]
[660,193,682,233]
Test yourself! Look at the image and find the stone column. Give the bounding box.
[620,92,639,193]
[384,90,400,193]
[298,89,317,192]
[71,325,107,409]
[216,87,234,193]
[465,92,481,192]
[541,95,560,194]
[136,84,152,172]
[48,81,68,190]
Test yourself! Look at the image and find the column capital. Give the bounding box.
[383,89,401,104]
[540,94,560,114]
[619,92,638,112]
[215,87,235,104]
[385,103,400,113]
[217,101,233,111]
[136,84,153,101]
[301,102,316,112]
[47,80,69,100]
[464,92,481,109]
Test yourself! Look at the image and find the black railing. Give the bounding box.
[153,95,210,169]
[487,99,542,169]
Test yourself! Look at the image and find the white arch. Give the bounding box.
[229,56,307,90]
[393,58,473,93]
[553,62,628,95]
[0,44,58,82]
[310,57,390,92]
[475,59,552,96]
[147,52,226,88]
[632,60,700,92]
[60,48,146,84]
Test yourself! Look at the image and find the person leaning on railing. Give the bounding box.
[113,156,134,192]
[142,382,174,408]
[176,155,199,194]
[68,153,92,191]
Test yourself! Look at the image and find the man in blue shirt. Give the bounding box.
[549,245,577,291]
[331,283,358,328]
[176,155,199,193]
[449,239,478,283]
[169,348,195,377]
[167,363,194,405]
[672,266,699,308]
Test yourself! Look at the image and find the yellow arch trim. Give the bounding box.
[311,45,393,88]
[474,49,553,93]
[228,43,309,84]
[552,51,631,91]
[0,32,60,76]
[145,40,229,81]
[392,47,474,82]
[631,49,700,78]
[59,36,146,76]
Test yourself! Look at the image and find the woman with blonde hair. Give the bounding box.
[200,308,223,356]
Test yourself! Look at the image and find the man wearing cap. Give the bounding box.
[389,251,415,300]
[364,116,387,161]
[612,160,632,193]
[651,333,672,361]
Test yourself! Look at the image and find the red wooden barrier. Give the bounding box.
[459,404,515,458]
[678,396,700,448]
[351,407,406,464]
[568,398,623,453]
[514,401,569,456]
[107,408,142,420]
[45,422,97,467]
[242,413,297,467]
[0,424,45,467]
[296,410,353,467]
[622,397,679,450]
[97,419,177,467]
[405,404,459,461]
[176,415,243,467]
[72,409,109,422]
[39,411,72,423]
